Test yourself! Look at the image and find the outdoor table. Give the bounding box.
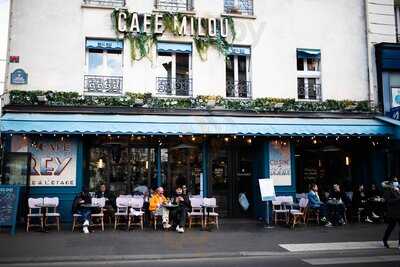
[201,204,218,231]
[34,203,56,233]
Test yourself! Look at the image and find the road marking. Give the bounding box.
[279,241,398,252]
[303,255,400,265]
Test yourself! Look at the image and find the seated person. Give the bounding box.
[307,184,332,227]
[329,184,350,225]
[171,187,192,233]
[352,184,378,223]
[72,188,92,234]
[367,183,385,217]
[149,187,171,229]
[95,184,115,220]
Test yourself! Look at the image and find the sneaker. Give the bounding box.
[365,217,373,223]
[325,222,333,227]
[177,226,185,233]
[372,212,380,219]
[321,217,327,222]
[383,240,390,248]
[163,223,172,229]
[83,226,89,234]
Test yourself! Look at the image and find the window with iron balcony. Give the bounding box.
[154,0,194,12]
[226,46,252,99]
[224,0,254,16]
[296,49,322,101]
[82,0,125,7]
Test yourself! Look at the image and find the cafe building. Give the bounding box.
[1,0,399,222]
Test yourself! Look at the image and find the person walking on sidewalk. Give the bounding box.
[382,180,400,249]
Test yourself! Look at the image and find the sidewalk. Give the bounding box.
[0,219,394,262]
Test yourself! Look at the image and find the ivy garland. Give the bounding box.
[111,9,236,62]
[7,90,373,113]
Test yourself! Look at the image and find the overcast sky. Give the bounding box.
[0,0,10,92]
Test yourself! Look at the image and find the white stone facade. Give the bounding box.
[5,0,393,102]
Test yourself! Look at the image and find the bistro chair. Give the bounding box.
[290,198,309,229]
[128,197,145,230]
[91,197,106,231]
[189,197,204,229]
[43,197,61,231]
[114,197,130,230]
[272,196,293,225]
[203,197,219,230]
[26,198,44,232]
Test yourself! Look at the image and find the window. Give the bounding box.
[83,0,125,8]
[155,0,194,12]
[297,49,321,101]
[224,0,254,16]
[396,4,400,43]
[85,39,123,95]
[156,42,192,97]
[226,46,251,98]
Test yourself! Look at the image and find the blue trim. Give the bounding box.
[297,48,321,59]
[157,42,192,54]
[86,39,123,50]
[202,141,208,197]
[228,46,251,56]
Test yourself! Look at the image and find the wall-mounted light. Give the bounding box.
[345,156,350,166]
[97,158,105,169]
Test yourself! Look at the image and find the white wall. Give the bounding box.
[0,0,10,94]
[6,0,373,101]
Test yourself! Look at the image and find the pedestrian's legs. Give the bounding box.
[383,218,396,244]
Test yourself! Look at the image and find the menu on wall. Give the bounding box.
[28,139,77,187]
[0,186,20,235]
[269,141,292,186]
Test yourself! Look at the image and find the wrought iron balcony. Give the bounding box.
[84,75,123,95]
[156,77,193,97]
[298,84,322,101]
[83,0,125,7]
[226,80,252,98]
[154,0,194,12]
[224,0,254,16]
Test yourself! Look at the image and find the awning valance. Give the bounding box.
[297,48,321,59]
[228,46,251,56]
[86,39,123,50]
[157,42,192,54]
[0,113,394,137]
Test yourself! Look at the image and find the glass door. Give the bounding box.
[2,152,31,186]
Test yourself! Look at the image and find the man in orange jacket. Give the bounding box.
[149,187,171,229]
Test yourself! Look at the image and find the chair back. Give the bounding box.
[130,197,144,209]
[203,197,217,207]
[190,197,203,209]
[43,197,59,207]
[28,198,43,210]
[119,195,132,199]
[299,198,309,208]
[116,197,130,213]
[92,197,106,208]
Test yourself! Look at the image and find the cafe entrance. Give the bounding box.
[209,139,254,218]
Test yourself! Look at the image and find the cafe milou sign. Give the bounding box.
[111,9,236,61]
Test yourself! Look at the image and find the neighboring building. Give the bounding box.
[0,0,398,221]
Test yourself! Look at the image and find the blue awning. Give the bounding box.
[228,46,251,56]
[0,113,394,136]
[157,42,192,54]
[297,48,321,59]
[86,39,123,50]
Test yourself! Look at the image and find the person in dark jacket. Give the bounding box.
[352,185,379,223]
[171,187,191,233]
[382,182,400,248]
[72,189,92,234]
[328,184,350,225]
[95,184,115,223]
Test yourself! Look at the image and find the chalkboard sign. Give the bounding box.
[0,185,20,235]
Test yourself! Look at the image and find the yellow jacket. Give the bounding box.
[149,193,167,211]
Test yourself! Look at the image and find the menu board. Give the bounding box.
[0,185,20,235]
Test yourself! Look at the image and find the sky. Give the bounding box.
[0,0,10,92]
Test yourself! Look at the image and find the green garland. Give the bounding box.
[7,90,374,113]
[111,9,236,62]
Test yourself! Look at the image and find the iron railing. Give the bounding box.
[226,80,252,98]
[84,75,123,95]
[224,0,254,16]
[156,77,193,97]
[154,0,194,12]
[83,0,125,7]
[298,84,322,101]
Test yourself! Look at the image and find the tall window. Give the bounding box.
[297,49,321,101]
[156,42,192,97]
[226,46,251,98]
[224,0,254,16]
[85,39,123,95]
[395,5,400,43]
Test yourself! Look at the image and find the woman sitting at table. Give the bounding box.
[329,184,350,225]
[72,188,92,234]
[149,187,171,229]
[171,187,192,233]
[353,185,379,223]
